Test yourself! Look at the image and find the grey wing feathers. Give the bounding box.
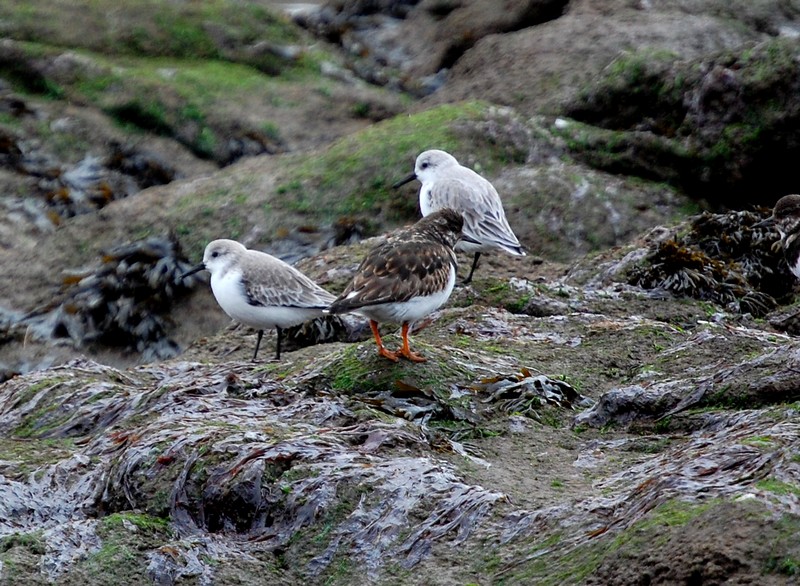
[461,206,524,253]
[243,265,335,309]
[430,177,523,253]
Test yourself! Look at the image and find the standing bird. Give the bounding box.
[393,149,525,284]
[182,239,336,361]
[756,194,800,279]
[326,209,472,363]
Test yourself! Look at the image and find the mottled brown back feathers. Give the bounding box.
[327,209,463,312]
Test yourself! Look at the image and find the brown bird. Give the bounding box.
[756,194,800,279]
[325,209,474,362]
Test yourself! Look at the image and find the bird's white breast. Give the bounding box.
[357,265,456,324]
[210,269,322,329]
[791,257,800,280]
[420,184,436,217]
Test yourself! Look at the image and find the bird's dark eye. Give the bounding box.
[211,251,219,258]
[421,162,429,169]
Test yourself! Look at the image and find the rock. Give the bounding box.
[299,0,567,93]
[2,2,800,583]
[561,37,800,206]
[2,261,800,583]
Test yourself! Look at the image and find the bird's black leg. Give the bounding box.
[275,326,283,361]
[253,329,264,361]
[462,252,481,285]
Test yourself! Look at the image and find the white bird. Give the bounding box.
[182,239,336,360]
[394,149,525,284]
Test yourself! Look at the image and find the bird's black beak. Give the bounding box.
[392,172,417,189]
[459,233,481,245]
[180,262,206,279]
[752,216,775,229]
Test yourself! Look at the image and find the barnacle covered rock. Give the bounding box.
[628,208,794,315]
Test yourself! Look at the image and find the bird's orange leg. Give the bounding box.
[370,320,398,362]
[398,322,426,363]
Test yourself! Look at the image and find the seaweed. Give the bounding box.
[628,208,793,316]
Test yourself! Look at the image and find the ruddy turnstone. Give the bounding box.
[393,149,525,284]
[182,239,336,360]
[325,209,472,362]
[756,194,800,278]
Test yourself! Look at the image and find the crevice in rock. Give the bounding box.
[436,0,569,71]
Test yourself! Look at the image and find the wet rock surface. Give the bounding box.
[297,0,568,94]
[561,37,800,206]
[303,0,800,209]
[3,252,800,584]
[3,0,800,583]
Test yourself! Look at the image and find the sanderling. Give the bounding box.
[755,194,800,278]
[325,209,473,362]
[393,149,525,284]
[182,239,336,361]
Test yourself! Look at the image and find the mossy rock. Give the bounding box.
[0,0,304,65]
[561,37,800,206]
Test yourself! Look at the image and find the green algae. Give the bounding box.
[496,498,719,584]
[0,0,303,62]
[59,513,172,585]
[272,101,494,222]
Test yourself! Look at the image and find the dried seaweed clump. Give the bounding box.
[32,148,177,224]
[475,368,593,420]
[628,209,793,316]
[27,236,196,360]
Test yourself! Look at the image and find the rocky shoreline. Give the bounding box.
[2,0,800,584]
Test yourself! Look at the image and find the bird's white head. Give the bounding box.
[202,239,246,276]
[414,149,459,183]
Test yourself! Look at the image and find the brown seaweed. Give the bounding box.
[628,208,793,316]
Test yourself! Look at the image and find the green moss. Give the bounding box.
[69,55,295,156]
[0,532,45,555]
[102,512,171,534]
[11,376,69,407]
[604,49,679,86]
[500,498,720,584]
[556,119,690,178]
[14,404,69,439]
[0,0,303,62]
[705,385,761,410]
[0,532,47,585]
[322,342,473,411]
[756,478,800,498]
[538,409,565,429]
[765,556,800,576]
[322,558,355,586]
[261,120,282,142]
[282,482,371,581]
[478,279,533,314]
[1,32,324,160]
[62,512,173,583]
[742,435,776,449]
[0,437,76,479]
[764,513,800,576]
[271,101,494,223]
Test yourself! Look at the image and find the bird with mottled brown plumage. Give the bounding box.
[325,209,473,362]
